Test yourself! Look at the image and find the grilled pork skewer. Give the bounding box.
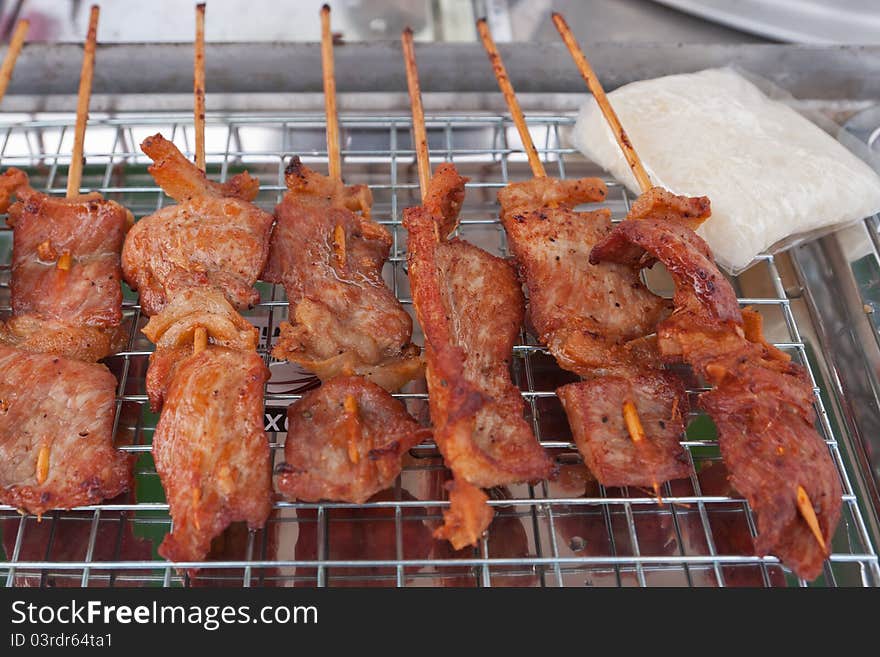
[477,19,691,493]
[273,8,429,506]
[401,28,551,549]
[2,9,131,363]
[590,218,841,580]
[0,6,133,515]
[553,12,838,578]
[261,5,422,392]
[124,4,272,570]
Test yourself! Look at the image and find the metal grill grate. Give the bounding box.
[0,112,877,587]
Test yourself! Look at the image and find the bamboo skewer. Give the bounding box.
[476,18,545,178]
[402,29,434,206]
[551,12,651,194]
[192,4,208,353]
[320,4,342,181]
[622,400,646,444]
[193,327,208,354]
[0,19,29,106]
[622,399,661,502]
[36,444,50,485]
[66,5,99,199]
[401,27,430,201]
[479,14,659,497]
[343,394,361,464]
[797,485,828,555]
[194,3,206,171]
[552,11,825,553]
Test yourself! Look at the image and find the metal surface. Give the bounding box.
[650,0,880,45]
[0,43,878,102]
[0,110,877,587]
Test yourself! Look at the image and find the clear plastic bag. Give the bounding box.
[570,67,880,275]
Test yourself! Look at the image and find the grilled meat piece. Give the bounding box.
[263,157,422,391]
[141,132,260,203]
[404,164,553,546]
[277,375,427,504]
[432,478,494,551]
[499,180,668,377]
[122,134,273,316]
[142,288,260,410]
[153,347,272,569]
[557,373,690,488]
[591,207,841,581]
[406,207,552,482]
[8,187,131,329]
[0,315,126,362]
[0,346,133,514]
[498,176,691,488]
[422,161,469,239]
[0,167,28,212]
[591,216,739,336]
[700,369,839,580]
[627,186,711,231]
[142,287,259,353]
[496,175,607,217]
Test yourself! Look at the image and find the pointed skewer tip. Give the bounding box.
[796,485,828,554]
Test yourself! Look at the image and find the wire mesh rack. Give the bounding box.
[0,111,877,587]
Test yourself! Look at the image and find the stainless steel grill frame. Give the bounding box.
[0,111,878,588]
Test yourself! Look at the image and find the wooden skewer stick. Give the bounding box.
[401,27,431,201]
[551,12,652,194]
[66,5,99,199]
[193,327,208,354]
[476,18,545,179]
[320,4,342,181]
[191,4,208,353]
[796,485,828,555]
[343,394,361,464]
[36,444,50,485]
[622,399,662,502]
[194,3,207,172]
[0,19,29,105]
[622,400,645,444]
[332,223,346,267]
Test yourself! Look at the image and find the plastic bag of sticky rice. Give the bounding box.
[571,67,880,274]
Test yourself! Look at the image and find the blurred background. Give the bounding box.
[0,0,878,44]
